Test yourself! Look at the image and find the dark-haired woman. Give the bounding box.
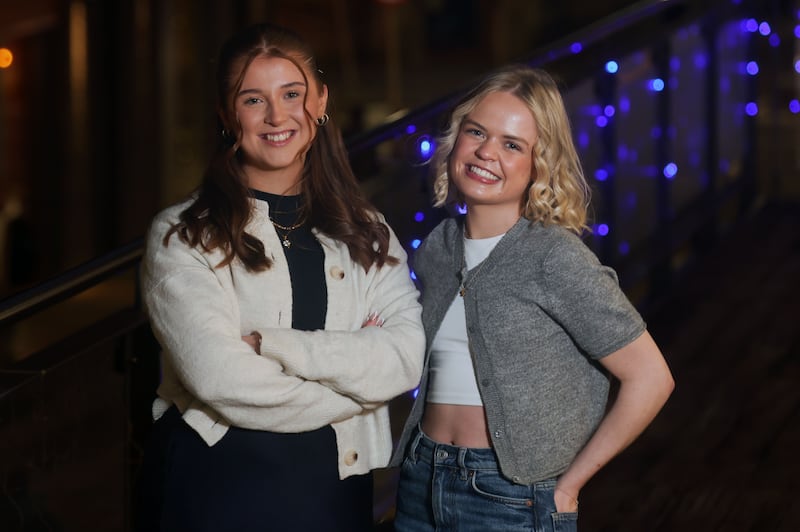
[134,23,424,532]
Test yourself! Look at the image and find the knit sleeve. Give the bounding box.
[258,222,425,404]
[141,207,365,432]
[540,234,645,359]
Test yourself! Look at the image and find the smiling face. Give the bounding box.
[449,91,538,226]
[234,55,328,194]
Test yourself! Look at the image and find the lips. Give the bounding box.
[260,130,294,143]
[467,164,500,182]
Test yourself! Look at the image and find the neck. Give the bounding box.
[245,166,303,196]
[464,205,520,239]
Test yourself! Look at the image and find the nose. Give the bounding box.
[264,101,287,125]
[475,139,497,161]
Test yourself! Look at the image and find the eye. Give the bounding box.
[505,141,522,151]
[464,127,484,138]
[285,90,303,100]
[242,97,262,106]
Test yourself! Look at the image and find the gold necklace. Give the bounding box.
[459,257,491,297]
[270,219,304,248]
[458,227,502,297]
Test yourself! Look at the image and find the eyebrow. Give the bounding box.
[463,118,531,148]
[237,80,307,97]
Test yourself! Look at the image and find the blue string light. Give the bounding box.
[648,78,665,91]
[417,136,434,160]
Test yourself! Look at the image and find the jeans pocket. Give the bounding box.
[551,510,578,532]
[469,469,532,507]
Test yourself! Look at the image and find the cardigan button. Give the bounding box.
[493,430,502,438]
[344,450,359,466]
[329,266,345,280]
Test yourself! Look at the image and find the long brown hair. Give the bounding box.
[165,23,396,271]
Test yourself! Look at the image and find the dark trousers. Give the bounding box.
[134,406,374,532]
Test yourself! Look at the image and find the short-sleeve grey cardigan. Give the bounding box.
[390,216,645,484]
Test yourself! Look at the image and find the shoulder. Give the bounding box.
[411,217,460,281]
[148,196,196,236]
[517,222,597,268]
[421,216,461,249]
[144,195,201,262]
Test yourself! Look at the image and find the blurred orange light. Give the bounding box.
[0,48,12,68]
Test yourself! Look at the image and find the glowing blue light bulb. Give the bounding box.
[648,78,665,91]
[570,42,583,54]
[419,138,433,158]
[605,60,619,74]
[746,61,759,75]
[597,224,610,236]
[411,239,421,249]
[414,211,425,222]
[745,102,758,116]
[663,163,678,179]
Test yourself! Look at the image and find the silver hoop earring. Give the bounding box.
[316,113,329,126]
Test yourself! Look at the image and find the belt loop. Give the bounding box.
[408,424,424,463]
[457,447,469,480]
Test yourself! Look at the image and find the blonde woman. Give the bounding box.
[391,65,674,531]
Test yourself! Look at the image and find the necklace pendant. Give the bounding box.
[459,285,466,297]
[282,237,291,248]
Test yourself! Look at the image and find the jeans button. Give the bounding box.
[435,449,448,460]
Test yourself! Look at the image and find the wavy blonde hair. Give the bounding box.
[431,65,591,234]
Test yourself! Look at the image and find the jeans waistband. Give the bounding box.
[409,426,500,471]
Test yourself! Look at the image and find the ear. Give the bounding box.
[218,108,237,132]
[317,84,329,118]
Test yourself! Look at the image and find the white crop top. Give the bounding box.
[426,232,504,406]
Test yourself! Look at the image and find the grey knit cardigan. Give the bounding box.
[390,216,645,484]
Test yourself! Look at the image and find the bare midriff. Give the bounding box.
[421,403,492,448]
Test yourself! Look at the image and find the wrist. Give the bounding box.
[555,487,579,508]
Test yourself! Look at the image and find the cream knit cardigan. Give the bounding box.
[141,197,425,479]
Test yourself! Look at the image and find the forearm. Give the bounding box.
[557,332,674,501]
[259,320,424,404]
[556,373,673,496]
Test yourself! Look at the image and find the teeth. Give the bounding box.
[469,165,499,181]
[264,131,292,142]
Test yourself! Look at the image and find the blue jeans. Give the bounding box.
[394,428,578,532]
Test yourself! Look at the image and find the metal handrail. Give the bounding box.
[0,0,738,333]
[0,237,143,325]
